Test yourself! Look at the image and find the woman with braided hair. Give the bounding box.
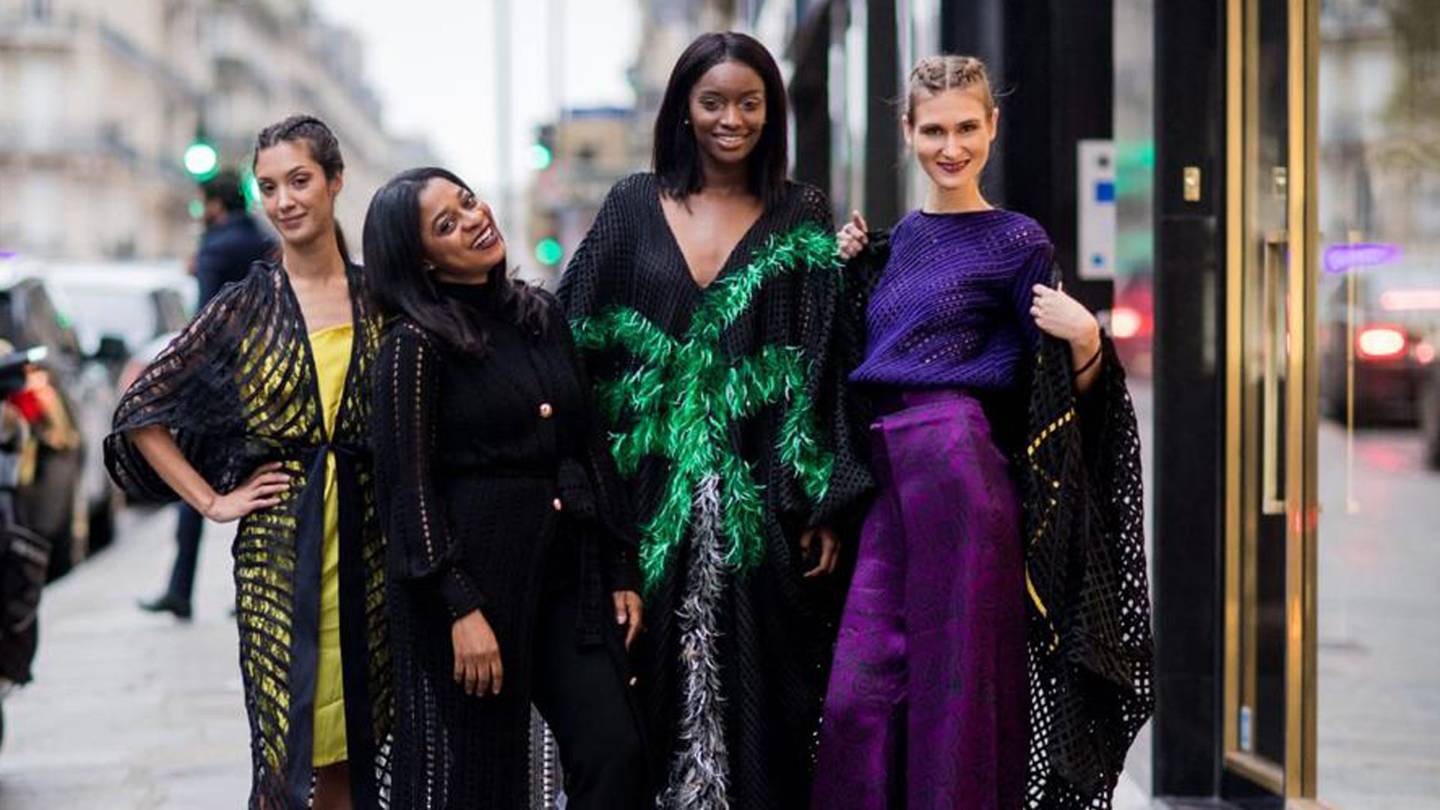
[106,115,391,809]
[558,31,873,810]
[814,56,1154,808]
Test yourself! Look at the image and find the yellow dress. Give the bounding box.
[310,322,352,767]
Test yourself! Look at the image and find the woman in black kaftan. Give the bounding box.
[104,117,391,810]
[557,33,872,810]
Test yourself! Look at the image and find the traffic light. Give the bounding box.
[530,124,556,171]
[535,237,564,267]
[183,138,220,181]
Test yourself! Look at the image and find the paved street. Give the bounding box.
[1316,420,1440,809]
[0,509,249,808]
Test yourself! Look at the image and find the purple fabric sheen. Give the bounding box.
[812,390,1028,810]
[850,209,1054,391]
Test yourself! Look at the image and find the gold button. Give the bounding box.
[552,497,564,512]
[539,402,554,418]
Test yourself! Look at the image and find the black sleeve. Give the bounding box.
[371,323,485,620]
[790,184,875,528]
[557,174,639,323]
[105,273,258,504]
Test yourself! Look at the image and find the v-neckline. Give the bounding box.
[280,264,361,443]
[654,183,768,292]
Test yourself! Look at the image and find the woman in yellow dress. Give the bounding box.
[106,115,390,810]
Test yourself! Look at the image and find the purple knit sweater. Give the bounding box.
[850,208,1054,391]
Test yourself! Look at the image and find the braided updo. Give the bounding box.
[905,55,996,122]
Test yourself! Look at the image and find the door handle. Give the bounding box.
[1261,230,1288,515]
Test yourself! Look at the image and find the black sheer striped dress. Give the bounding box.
[105,261,393,810]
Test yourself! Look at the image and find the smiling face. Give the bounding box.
[415,178,505,282]
[904,87,998,196]
[688,59,767,171]
[253,139,342,249]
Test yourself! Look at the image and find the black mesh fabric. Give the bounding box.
[1020,333,1154,808]
[105,262,393,809]
[558,173,873,809]
[369,288,642,810]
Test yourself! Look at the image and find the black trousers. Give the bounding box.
[532,585,647,809]
[163,502,204,603]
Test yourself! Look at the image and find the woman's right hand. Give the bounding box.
[452,609,503,697]
[837,210,870,261]
[203,462,289,523]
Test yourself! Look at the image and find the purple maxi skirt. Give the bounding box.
[812,389,1027,810]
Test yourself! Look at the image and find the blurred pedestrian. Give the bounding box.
[106,115,391,810]
[365,167,646,809]
[812,55,1154,808]
[558,31,873,810]
[139,169,274,621]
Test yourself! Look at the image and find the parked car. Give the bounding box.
[0,258,119,577]
[1318,264,1440,424]
[45,262,194,382]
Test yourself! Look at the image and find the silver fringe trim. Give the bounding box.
[657,474,731,810]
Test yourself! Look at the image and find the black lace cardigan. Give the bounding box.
[104,262,392,809]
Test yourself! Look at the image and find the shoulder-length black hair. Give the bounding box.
[362,167,548,356]
[653,31,789,209]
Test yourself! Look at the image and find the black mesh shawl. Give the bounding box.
[1020,333,1154,808]
[104,262,393,809]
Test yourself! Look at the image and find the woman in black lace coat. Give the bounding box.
[364,167,646,809]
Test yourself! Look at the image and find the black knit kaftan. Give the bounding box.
[105,262,392,810]
[558,173,873,810]
[371,283,642,810]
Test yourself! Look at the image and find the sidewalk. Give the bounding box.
[0,508,248,808]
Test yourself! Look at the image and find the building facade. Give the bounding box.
[0,0,430,261]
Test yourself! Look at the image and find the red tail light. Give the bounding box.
[1357,325,1407,360]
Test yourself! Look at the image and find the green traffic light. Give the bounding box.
[535,237,564,266]
[529,143,554,171]
[183,141,220,180]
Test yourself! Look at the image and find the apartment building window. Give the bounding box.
[27,0,52,20]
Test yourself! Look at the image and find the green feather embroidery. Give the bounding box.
[572,222,840,591]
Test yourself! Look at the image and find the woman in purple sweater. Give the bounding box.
[813,56,1151,809]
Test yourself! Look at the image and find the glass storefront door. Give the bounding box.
[1224,0,1320,798]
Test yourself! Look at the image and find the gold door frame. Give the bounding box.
[1223,0,1319,798]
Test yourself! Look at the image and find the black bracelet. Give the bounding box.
[1073,344,1103,378]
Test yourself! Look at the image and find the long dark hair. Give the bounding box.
[363,167,548,356]
[653,31,789,209]
[253,114,351,259]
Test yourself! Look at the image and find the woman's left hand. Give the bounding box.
[612,590,643,649]
[1031,284,1100,347]
[799,526,840,577]
[836,211,869,261]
